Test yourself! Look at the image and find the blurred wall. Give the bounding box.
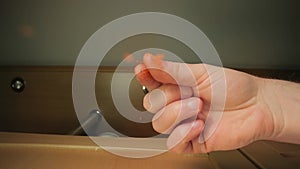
[0,0,299,68]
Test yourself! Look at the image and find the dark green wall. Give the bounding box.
[0,0,299,68]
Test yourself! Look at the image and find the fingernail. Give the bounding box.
[192,120,203,129]
[188,98,200,111]
[148,89,167,113]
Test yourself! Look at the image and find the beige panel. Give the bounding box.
[0,132,214,169]
[0,132,262,169]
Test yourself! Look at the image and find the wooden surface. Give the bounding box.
[240,141,300,169]
[0,132,258,169]
[1,132,300,168]
[0,132,198,169]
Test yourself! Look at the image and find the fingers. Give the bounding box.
[168,120,209,154]
[134,63,161,91]
[143,53,209,87]
[143,84,194,113]
[167,120,204,154]
[152,97,202,134]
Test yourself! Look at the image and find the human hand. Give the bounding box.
[134,53,277,154]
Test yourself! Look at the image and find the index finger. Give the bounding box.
[143,53,209,87]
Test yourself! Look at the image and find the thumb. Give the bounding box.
[143,53,208,87]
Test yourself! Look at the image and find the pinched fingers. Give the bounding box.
[134,63,161,91]
[167,120,205,154]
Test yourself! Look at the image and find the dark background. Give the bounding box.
[0,0,299,68]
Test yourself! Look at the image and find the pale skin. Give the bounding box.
[134,53,300,154]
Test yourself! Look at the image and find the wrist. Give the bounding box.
[257,78,284,141]
[258,77,300,143]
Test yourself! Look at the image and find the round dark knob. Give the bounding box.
[11,77,25,93]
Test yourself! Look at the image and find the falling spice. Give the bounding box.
[123,52,164,67]
[19,24,35,38]
[123,52,135,63]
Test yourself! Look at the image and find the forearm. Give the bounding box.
[261,78,300,144]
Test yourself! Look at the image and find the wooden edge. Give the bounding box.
[0,66,300,79]
[240,141,300,169]
[0,66,134,73]
[209,150,258,169]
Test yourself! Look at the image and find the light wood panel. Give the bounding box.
[0,132,259,169]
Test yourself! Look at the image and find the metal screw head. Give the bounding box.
[11,77,25,93]
[142,85,149,94]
